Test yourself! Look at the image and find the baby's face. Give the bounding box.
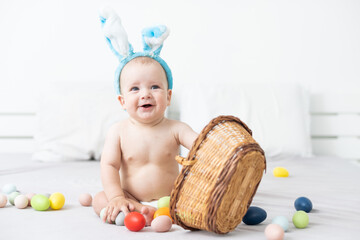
[118,59,171,125]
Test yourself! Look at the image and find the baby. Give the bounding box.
[94,11,198,225]
[93,52,198,228]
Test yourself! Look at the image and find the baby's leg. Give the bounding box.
[92,191,109,216]
[92,191,156,226]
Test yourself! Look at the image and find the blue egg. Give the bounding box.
[294,197,313,213]
[272,216,289,232]
[242,206,267,225]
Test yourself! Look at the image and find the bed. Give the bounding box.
[1,83,360,239]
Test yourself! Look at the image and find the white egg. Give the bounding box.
[14,195,29,209]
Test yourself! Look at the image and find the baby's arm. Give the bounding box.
[175,121,199,150]
[100,124,135,222]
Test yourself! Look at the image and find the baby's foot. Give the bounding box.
[141,206,156,226]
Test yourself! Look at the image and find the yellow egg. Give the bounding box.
[49,192,65,210]
[273,167,289,177]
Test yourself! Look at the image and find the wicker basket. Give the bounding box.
[170,115,266,234]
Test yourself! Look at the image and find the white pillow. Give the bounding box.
[32,82,127,161]
[178,82,312,158]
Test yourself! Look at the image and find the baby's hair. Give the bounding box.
[130,56,158,65]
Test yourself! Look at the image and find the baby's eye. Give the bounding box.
[151,85,160,90]
[130,86,139,91]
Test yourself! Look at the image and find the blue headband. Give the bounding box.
[99,8,173,95]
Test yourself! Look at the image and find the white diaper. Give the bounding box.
[141,200,158,209]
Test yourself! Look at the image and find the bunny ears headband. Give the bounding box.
[99,8,173,95]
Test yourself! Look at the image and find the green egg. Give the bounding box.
[157,196,170,209]
[100,208,114,224]
[31,194,50,211]
[292,210,309,229]
[9,192,20,205]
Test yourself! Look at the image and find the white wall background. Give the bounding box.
[1,0,360,111]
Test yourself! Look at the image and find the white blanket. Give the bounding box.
[1,154,359,239]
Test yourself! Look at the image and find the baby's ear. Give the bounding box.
[167,89,172,106]
[117,95,126,109]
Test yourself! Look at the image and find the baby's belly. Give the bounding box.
[121,165,179,202]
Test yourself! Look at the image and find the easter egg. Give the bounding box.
[79,193,92,207]
[153,207,172,220]
[157,196,170,209]
[294,196,313,213]
[26,193,36,206]
[242,206,267,225]
[49,192,65,210]
[100,208,114,223]
[31,194,50,211]
[100,208,109,223]
[14,195,29,209]
[151,215,172,232]
[273,167,289,177]
[2,184,17,194]
[265,224,284,240]
[292,210,309,229]
[0,194,7,208]
[124,212,146,232]
[115,212,125,226]
[100,208,106,218]
[43,193,51,198]
[9,192,20,205]
[272,216,289,232]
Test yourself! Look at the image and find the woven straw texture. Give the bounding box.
[170,115,266,234]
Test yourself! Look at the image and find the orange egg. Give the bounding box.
[153,207,172,220]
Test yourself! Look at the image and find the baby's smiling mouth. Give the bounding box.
[140,104,153,109]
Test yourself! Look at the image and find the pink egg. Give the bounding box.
[151,215,172,232]
[14,195,29,209]
[79,193,92,206]
[26,193,36,206]
[265,224,284,240]
[0,194,7,208]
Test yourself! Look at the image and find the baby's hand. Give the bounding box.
[102,196,135,223]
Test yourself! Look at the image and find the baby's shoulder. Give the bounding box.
[165,118,192,132]
[106,119,129,136]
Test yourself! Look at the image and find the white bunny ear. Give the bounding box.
[99,7,133,60]
[142,25,170,55]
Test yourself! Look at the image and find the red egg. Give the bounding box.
[124,212,146,232]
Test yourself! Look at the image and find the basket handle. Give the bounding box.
[175,155,197,166]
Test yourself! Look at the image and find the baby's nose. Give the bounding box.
[140,89,152,99]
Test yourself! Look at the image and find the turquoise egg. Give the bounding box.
[31,194,50,211]
[115,212,125,226]
[272,216,289,232]
[2,184,17,194]
[242,206,267,225]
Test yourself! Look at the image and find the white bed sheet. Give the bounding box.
[1,153,359,240]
